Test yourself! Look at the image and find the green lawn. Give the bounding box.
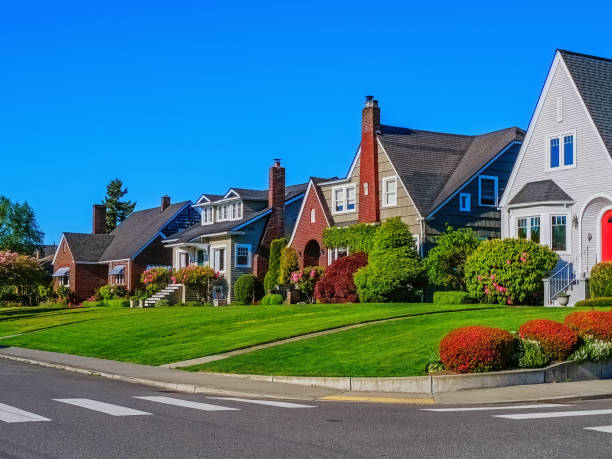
[190,306,611,377]
[0,303,498,365]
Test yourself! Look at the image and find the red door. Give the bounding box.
[603,209,612,262]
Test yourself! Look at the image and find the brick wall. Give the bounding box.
[290,184,330,268]
[359,97,381,223]
[74,263,108,302]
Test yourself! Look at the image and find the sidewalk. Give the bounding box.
[1,346,611,405]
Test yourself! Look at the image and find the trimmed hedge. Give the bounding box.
[315,252,368,304]
[432,291,472,305]
[106,299,129,308]
[261,293,284,305]
[590,262,612,298]
[518,319,578,360]
[81,300,105,307]
[234,274,264,305]
[564,310,612,341]
[574,297,612,307]
[439,326,516,373]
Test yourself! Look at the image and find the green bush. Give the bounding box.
[97,284,128,300]
[234,274,264,305]
[261,293,284,305]
[106,299,129,308]
[516,339,550,369]
[590,262,612,298]
[155,299,170,307]
[433,291,472,305]
[464,238,558,305]
[424,227,481,291]
[354,218,425,303]
[569,337,612,362]
[81,300,105,308]
[278,247,299,285]
[264,238,286,292]
[574,297,612,307]
[322,223,378,254]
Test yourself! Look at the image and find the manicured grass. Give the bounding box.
[0,303,498,365]
[0,306,135,337]
[191,306,611,377]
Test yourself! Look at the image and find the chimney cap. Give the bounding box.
[273,158,282,167]
[364,95,378,108]
[365,95,374,101]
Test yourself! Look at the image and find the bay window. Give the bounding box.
[517,216,540,243]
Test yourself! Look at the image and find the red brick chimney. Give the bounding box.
[161,195,170,212]
[358,96,381,223]
[93,204,106,234]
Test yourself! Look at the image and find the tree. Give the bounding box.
[0,196,44,255]
[102,179,136,233]
[0,250,49,305]
[424,227,481,291]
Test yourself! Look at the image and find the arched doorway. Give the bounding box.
[602,209,612,262]
[303,240,322,267]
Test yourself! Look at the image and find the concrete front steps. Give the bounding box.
[144,284,183,307]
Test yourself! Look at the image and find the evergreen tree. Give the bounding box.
[0,196,44,255]
[102,179,136,233]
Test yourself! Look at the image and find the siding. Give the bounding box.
[161,206,201,237]
[284,198,302,239]
[229,216,268,301]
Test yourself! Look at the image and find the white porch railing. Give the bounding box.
[544,255,581,306]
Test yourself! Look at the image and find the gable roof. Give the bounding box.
[287,177,337,245]
[378,125,524,215]
[100,201,191,261]
[63,232,114,263]
[559,50,612,158]
[508,180,573,206]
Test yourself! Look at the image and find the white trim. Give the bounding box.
[550,213,571,255]
[310,208,316,223]
[51,234,70,266]
[231,209,272,231]
[235,243,252,268]
[478,175,499,207]
[459,193,471,212]
[331,183,357,215]
[508,200,573,209]
[381,176,398,208]
[545,130,577,171]
[211,244,227,273]
[222,189,241,199]
[577,193,612,272]
[327,246,349,265]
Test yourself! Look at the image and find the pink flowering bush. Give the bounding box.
[140,267,172,295]
[290,266,325,303]
[174,266,219,303]
[465,239,558,305]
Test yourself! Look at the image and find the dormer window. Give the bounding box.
[230,202,243,220]
[202,207,214,225]
[216,202,243,222]
[547,132,575,170]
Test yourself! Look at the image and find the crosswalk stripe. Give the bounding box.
[0,403,50,423]
[207,397,316,408]
[422,404,570,412]
[585,425,612,434]
[135,396,239,411]
[54,399,152,416]
[495,409,612,420]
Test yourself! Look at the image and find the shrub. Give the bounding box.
[354,218,425,303]
[439,326,516,373]
[564,310,612,341]
[569,337,612,362]
[261,293,284,305]
[56,285,76,305]
[175,266,218,303]
[97,284,128,300]
[518,319,578,360]
[424,227,481,291]
[278,247,299,285]
[314,252,368,304]
[264,238,286,292]
[81,300,105,308]
[464,238,558,305]
[322,223,378,254]
[141,267,172,296]
[106,299,129,308]
[290,266,324,303]
[590,262,612,298]
[574,297,612,307]
[433,291,473,305]
[516,339,550,369]
[155,299,170,307]
[234,274,264,305]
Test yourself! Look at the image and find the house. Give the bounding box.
[289,97,524,267]
[500,50,612,305]
[162,160,317,301]
[51,197,199,302]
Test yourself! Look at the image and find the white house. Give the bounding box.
[500,50,612,305]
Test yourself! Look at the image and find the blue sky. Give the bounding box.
[1,1,611,244]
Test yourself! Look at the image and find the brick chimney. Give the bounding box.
[358,96,381,223]
[93,204,106,234]
[161,195,170,212]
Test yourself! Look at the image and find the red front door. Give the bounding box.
[602,209,612,262]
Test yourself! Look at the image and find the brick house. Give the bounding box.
[289,97,525,267]
[51,197,199,302]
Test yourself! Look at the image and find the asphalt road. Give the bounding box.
[1,359,611,458]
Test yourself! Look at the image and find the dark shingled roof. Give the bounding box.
[509,180,573,206]
[100,201,190,261]
[378,125,524,215]
[560,50,612,158]
[63,233,114,263]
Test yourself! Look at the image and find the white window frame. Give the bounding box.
[459,193,471,212]
[331,184,357,215]
[202,206,214,225]
[112,273,125,285]
[551,214,570,254]
[517,216,541,243]
[327,246,349,265]
[211,245,227,273]
[58,275,70,287]
[478,175,498,207]
[545,130,576,171]
[382,176,398,208]
[310,208,316,223]
[235,243,252,268]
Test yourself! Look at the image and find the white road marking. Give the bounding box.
[422,404,570,412]
[495,409,612,420]
[54,399,152,416]
[135,396,239,411]
[0,403,50,423]
[585,425,612,434]
[207,397,316,408]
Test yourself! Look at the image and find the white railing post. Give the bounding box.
[543,278,551,307]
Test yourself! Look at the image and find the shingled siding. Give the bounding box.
[161,206,201,237]
[228,217,268,301]
[284,198,302,239]
[243,199,268,216]
[320,163,360,226]
[425,142,521,250]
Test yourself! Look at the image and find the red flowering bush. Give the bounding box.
[519,319,578,360]
[315,252,368,303]
[439,326,516,373]
[564,310,612,341]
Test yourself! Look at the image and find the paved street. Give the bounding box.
[1,359,611,458]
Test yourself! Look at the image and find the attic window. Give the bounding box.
[382,177,397,207]
[310,208,316,223]
[459,193,471,212]
[479,176,498,207]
